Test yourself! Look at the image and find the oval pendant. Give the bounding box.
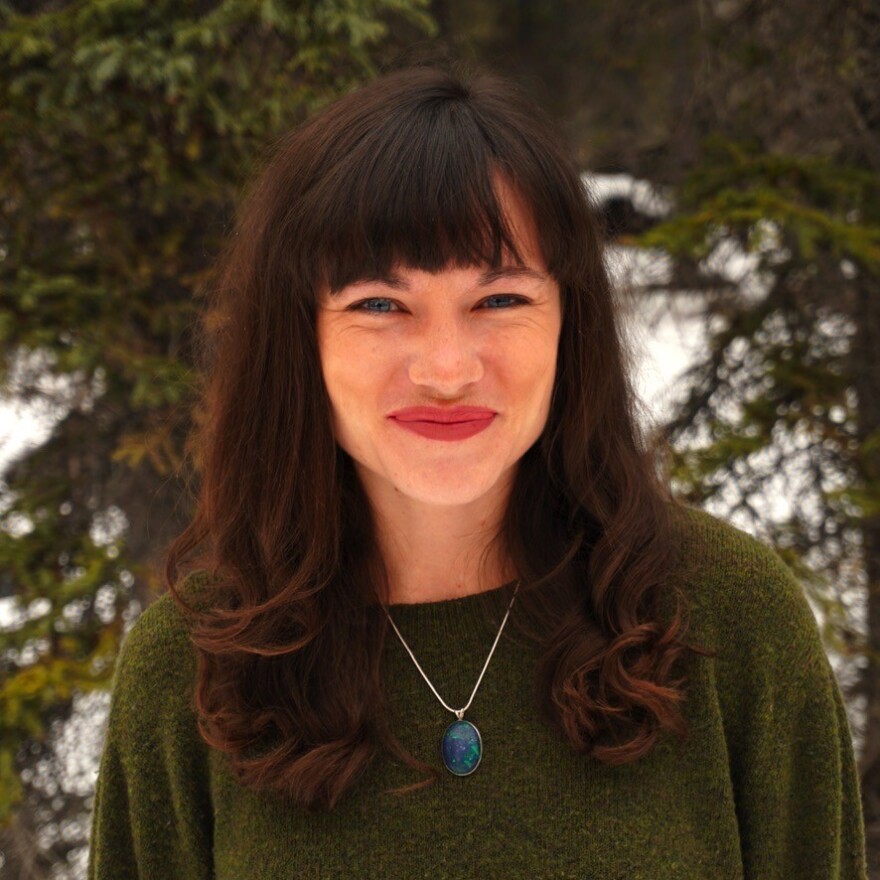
[441,718,482,776]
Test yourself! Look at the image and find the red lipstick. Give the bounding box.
[388,406,497,423]
[388,406,497,442]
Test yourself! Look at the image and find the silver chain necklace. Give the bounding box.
[381,579,521,776]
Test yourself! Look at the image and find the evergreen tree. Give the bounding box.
[0,0,435,874]
[438,0,879,860]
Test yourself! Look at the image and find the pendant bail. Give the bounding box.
[455,709,464,720]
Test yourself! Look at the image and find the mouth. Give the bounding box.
[387,407,498,424]
[389,413,496,441]
[409,418,485,424]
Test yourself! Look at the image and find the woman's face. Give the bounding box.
[315,183,563,510]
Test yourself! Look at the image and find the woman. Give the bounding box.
[87,61,867,878]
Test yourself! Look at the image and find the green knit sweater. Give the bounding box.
[87,507,867,879]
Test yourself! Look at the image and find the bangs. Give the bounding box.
[299,100,536,295]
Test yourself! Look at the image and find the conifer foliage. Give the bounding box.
[0,0,434,873]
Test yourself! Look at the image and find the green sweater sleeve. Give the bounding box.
[86,584,214,880]
[702,515,867,878]
[730,632,866,877]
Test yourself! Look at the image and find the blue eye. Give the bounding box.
[348,295,528,314]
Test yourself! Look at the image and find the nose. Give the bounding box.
[406,321,485,396]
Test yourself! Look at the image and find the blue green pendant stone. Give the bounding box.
[441,718,482,776]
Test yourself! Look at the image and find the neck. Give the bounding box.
[383,572,518,605]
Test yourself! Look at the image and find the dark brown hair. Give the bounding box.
[163,59,715,813]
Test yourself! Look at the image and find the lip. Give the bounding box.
[388,406,498,423]
[391,415,496,442]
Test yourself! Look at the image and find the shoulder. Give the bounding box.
[115,570,212,678]
[666,502,825,675]
[107,570,214,738]
[675,505,818,659]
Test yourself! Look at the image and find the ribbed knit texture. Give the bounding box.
[87,506,868,878]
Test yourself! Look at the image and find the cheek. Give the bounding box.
[320,343,388,431]
[317,342,355,423]
[513,330,558,379]
[520,340,559,416]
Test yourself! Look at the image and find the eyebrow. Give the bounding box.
[333,265,548,294]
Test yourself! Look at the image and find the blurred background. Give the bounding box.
[0,0,877,876]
